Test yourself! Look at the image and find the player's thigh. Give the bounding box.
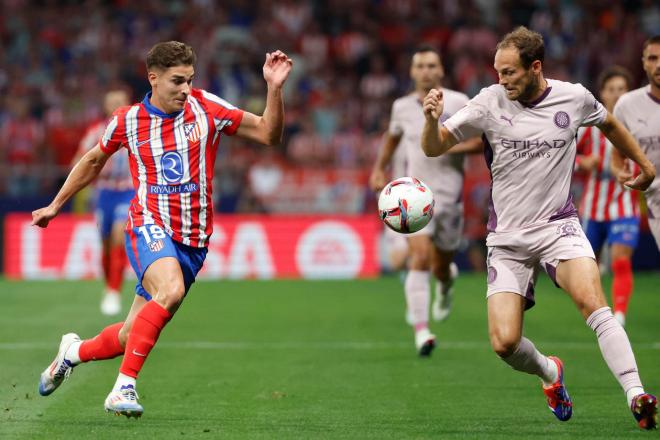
[555,257,607,319]
[407,234,433,269]
[430,246,454,278]
[487,292,525,356]
[142,257,186,312]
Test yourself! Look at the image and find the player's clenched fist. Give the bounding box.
[423,88,444,121]
[31,205,58,228]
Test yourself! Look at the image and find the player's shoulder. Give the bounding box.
[191,88,239,110]
[392,93,418,109]
[616,86,648,108]
[547,78,590,97]
[442,87,470,104]
[112,104,138,117]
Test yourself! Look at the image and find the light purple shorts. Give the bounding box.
[410,203,464,251]
[649,218,660,251]
[485,217,595,309]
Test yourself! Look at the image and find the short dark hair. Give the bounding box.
[496,26,545,69]
[146,41,196,71]
[642,35,660,54]
[413,45,441,60]
[597,65,633,92]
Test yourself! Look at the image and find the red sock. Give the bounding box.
[79,322,124,362]
[612,257,633,314]
[119,301,172,378]
[107,244,127,292]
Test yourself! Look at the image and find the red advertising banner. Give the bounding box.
[4,214,381,280]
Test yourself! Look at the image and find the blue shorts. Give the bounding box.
[125,224,208,300]
[583,217,640,251]
[95,189,134,238]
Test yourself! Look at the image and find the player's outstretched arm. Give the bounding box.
[369,132,402,192]
[597,112,656,191]
[32,144,110,228]
[236,50,293,146]
[421,88,458,157]
[447,137,483,155]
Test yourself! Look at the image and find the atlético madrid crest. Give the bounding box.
[184,122,201,143]
[149,239,164,252]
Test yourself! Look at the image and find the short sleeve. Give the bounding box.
[200,90,245,136]
[388,100,404,136]
[99,110,126,154]
[613,98,628,130]
[578,85,607,127]
[443,94,487,142]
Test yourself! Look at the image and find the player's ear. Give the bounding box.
[147,70,159,88]
[531,59,542,74]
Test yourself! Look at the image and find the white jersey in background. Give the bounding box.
[78,120,133,191]
[444,79,607,237]
[613,85,660,219]
[389,89,469,207]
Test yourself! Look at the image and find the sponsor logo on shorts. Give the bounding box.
[553,111,570,129]
[487,266,497,283]
[149,239,164,252]
[556,221,580,238]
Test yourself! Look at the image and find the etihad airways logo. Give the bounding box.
[501,138,567,149]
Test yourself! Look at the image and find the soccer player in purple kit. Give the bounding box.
[422,27,657,429]
[370,47,480,356]
[613,35,660,250]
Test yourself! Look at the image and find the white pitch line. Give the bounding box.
[0,341,659,350]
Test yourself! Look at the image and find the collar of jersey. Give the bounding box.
[142,92,184,119]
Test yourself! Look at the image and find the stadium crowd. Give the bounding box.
[0,0,658,215]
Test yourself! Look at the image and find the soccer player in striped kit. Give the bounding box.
[73,89,133,316]
[33,41,293,417]
[422,27,657,429]
[575,66,638,327]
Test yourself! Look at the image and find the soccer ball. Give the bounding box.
[378,177,434,234]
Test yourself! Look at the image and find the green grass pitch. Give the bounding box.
[0,273,658,439]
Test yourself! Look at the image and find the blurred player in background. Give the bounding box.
[33,41,292,417]
[575,66,638,326]
[370,46,480,356]
[381,142,409,274]
[614,35,660,251]
[72,89,133,316]
[422,27,657,429]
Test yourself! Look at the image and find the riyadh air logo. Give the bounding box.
[161,151,184,184]
[553,111,570,129]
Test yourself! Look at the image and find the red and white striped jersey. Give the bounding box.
[78,120,133,191]
[577,126,639,221]
[99,88,244,247]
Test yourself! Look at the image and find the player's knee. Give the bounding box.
[410,252,431,270]
[118,325,130,347]
[489,331,519,358]
[156,281,186,310]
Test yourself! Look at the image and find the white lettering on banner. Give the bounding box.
[201,226,227,278]
[296,221,363,279]
[63,224,101,279]
[228,223,275,279]
[21,224,58,279]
